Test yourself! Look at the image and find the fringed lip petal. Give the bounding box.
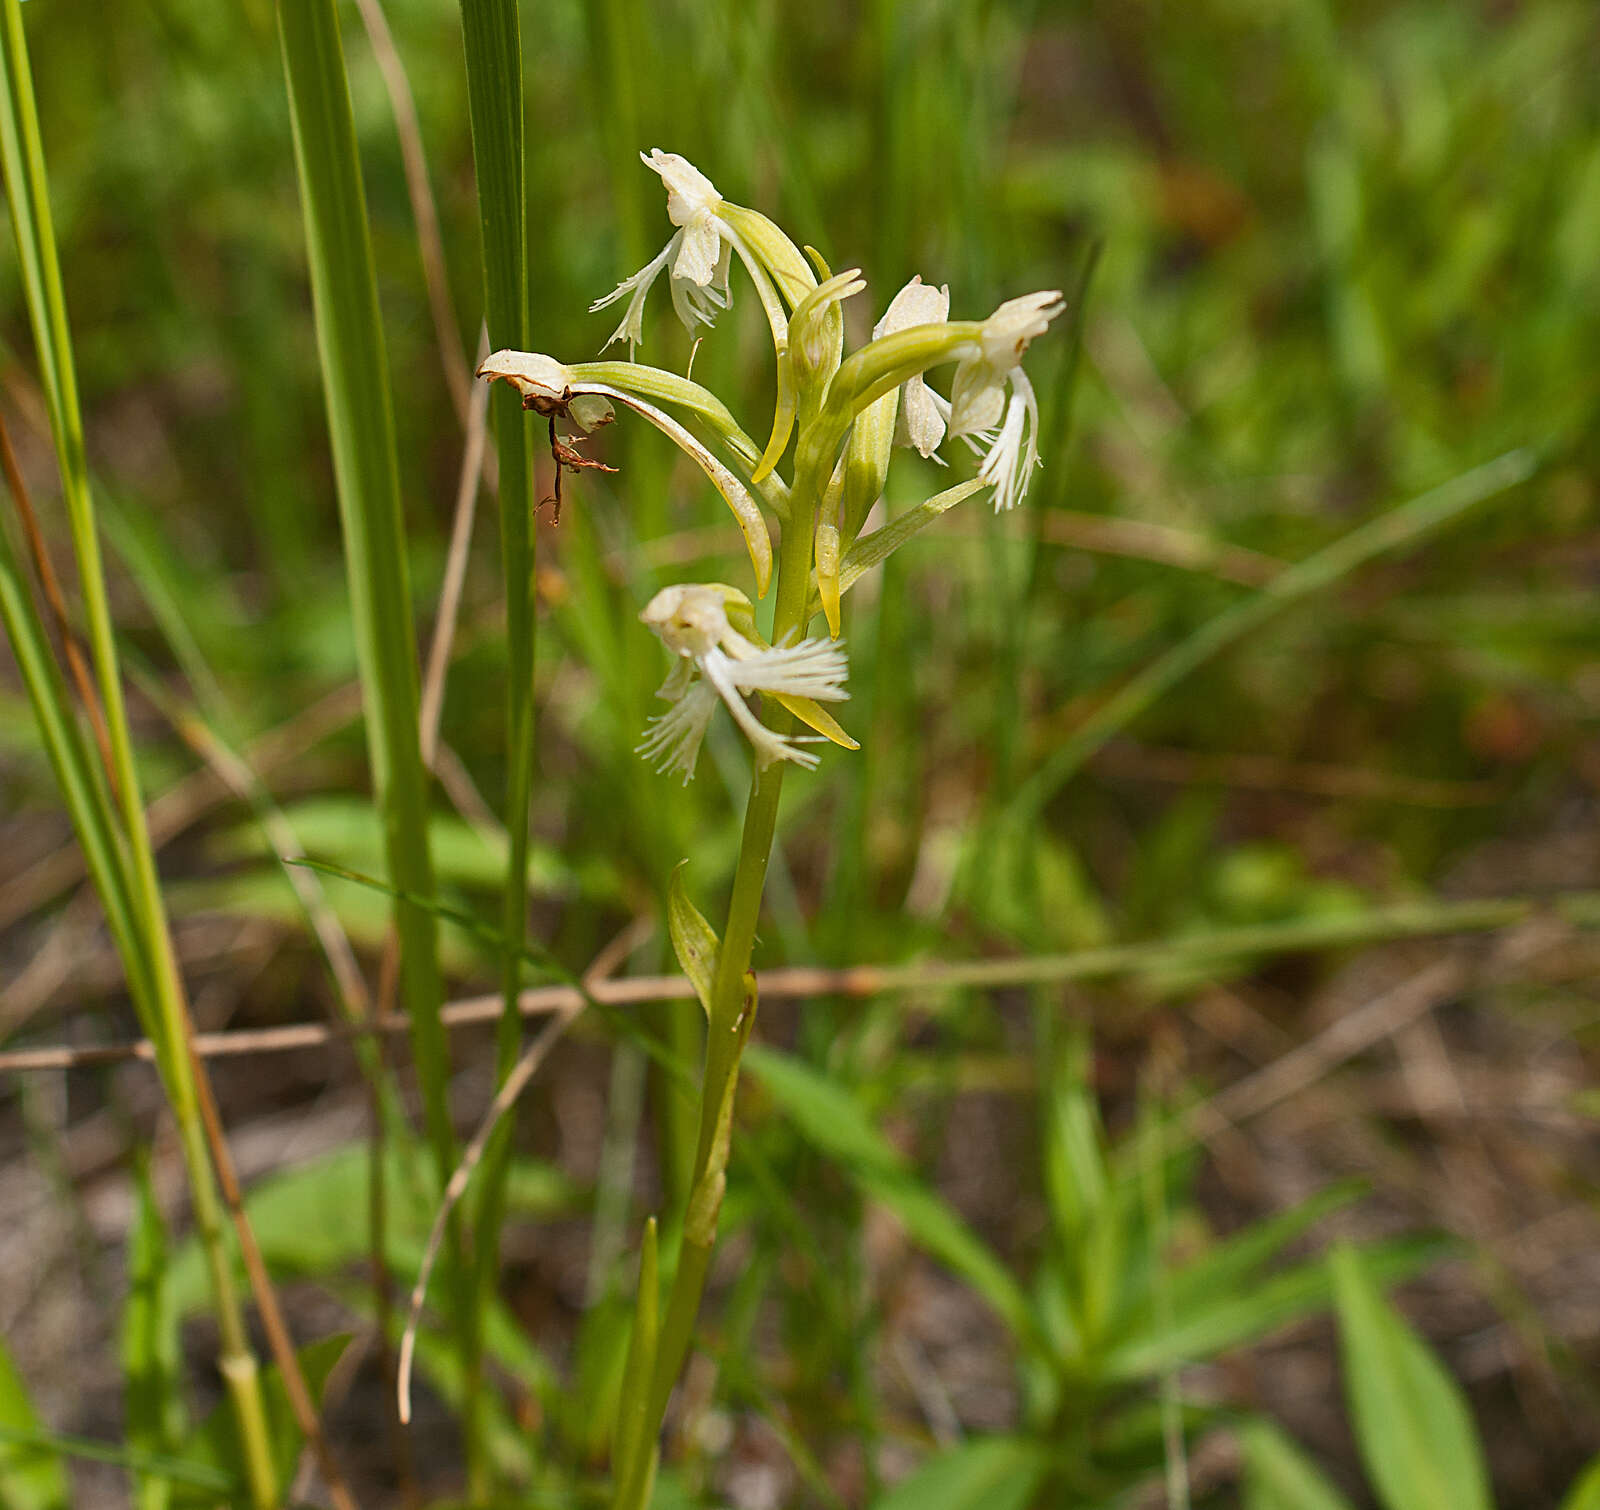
[589,242,673,358]
[637,678,718,784]
[976,369,1042,512]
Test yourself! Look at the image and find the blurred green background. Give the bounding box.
[2,0,1599,1505]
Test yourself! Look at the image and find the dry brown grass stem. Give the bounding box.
[352,0,472,431]
[0,406,117,790]
[186,1021,363,1510]
[418,346,491,764]
[0,933,1518,1076]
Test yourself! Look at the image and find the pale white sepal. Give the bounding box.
[873,275,951,459]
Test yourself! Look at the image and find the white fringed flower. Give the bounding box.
[873,275,952,460]
[948,290,1063,439]
[638,584,848,780]
[590,150,733,357]
[934,289,1063,510]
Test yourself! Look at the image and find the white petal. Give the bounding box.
[655,655,695,701]
[589,242,673,356]
[947,357,1007,437]
[672,215,723,288]
[977,372,1042,512]
[640,583,737,660]
[895,374,948,458]
[668,249,728,332]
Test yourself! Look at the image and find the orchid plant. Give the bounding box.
[478,149,1060,1509]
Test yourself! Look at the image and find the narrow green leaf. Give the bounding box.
[869,1437,1047,1510]
[1010,447,1539,824]
[0,1339,68,1510]
[0,1427,228,1495]
[1239,1422,1357,1510]
[121,1165,185,1510]
[212,796,593,898]
[456,8,539,1487]
[1109,1237,1445,1379]
[1332,1243,1492,1510]
[1040,1027,1108,1252]
[564,1289,634,1465]
[4,13,276,1490]
[820,476,987,612]
[1167,1180,1366,1317]
[612,1217,660,1493]
[0,506,157,1034]
[277,0,450,1177]
[1560,1454,1600,1510]
[746,1046,1034,1343]
[667,862,720,1019]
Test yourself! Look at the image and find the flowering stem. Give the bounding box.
[615,471,819,1510]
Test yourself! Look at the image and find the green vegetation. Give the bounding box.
[1,1,1597,1507]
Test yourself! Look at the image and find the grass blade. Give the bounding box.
[1008,447,1538,824]
[276,0,453,1199]
[1239,1422,1357,1510]
[0,1338,68,1510]
[122,1165,185,1510]
[456,2,538,1494]
[0,8,277,1499]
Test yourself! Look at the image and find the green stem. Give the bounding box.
[616,469,821,1510]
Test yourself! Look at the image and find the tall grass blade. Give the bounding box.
[456,1,537,1493]
[0,501,151,1023]
[0,7,276,1500]
[1238,1422,1356,1510]
[276,0,453,1198]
